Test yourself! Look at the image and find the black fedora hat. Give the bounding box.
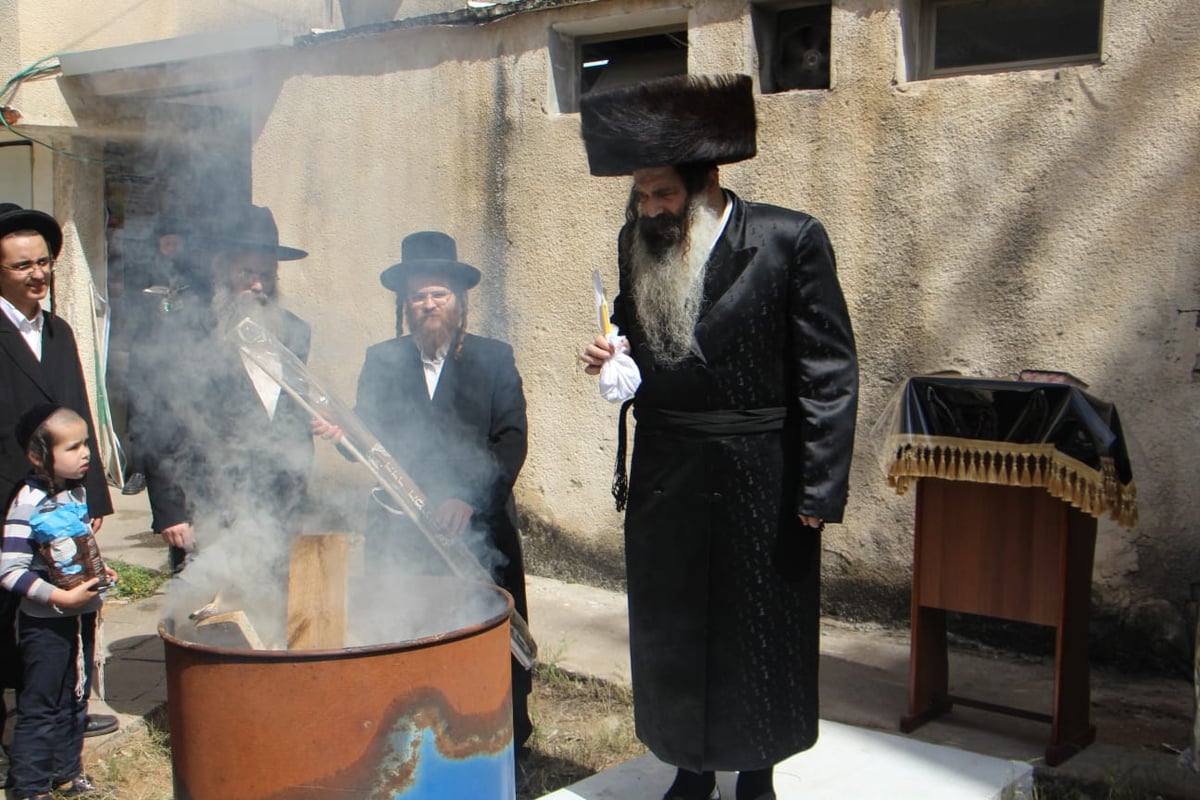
[380,231,481,293]
[0,203,63,257]
[214,204,307,261]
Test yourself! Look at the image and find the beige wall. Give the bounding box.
[9,0,1200,658]
[14,0,336,52]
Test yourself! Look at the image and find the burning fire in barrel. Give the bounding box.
[159,541,517,800]
[155,321,531,798]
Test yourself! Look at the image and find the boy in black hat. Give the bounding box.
[0,204,118,753]
[318,230,533,756]
[579,75,859,800]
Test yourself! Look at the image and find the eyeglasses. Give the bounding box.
[1,257,55,276]
[408,290,453,306]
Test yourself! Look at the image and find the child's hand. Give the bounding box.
[50,578,103,610]
[103,566,119,585]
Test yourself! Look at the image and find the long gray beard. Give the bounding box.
[214,287,286,342]
[629,201,724,365]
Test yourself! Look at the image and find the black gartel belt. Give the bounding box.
[612,402,788,511]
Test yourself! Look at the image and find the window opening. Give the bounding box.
[754,3,832,93]
[922,0,1103,78]
[579,29,688,99]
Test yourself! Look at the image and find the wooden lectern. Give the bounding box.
[883,376,1137,766]
[901,478,1096,765]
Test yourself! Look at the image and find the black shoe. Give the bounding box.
[736,767,775,800]
[664,789,719,800]
[663,769,719,800]
[83,713,118,738]
[121,472,146,495]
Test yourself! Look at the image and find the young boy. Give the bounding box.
[1,405,117,800]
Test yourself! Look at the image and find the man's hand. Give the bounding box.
[435,499,474,538]
[798,514,822,528]
[160,522,195,551]
[311,417,344,442]
[580,334,616,376]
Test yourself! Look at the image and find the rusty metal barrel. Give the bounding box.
[159,577,515,800]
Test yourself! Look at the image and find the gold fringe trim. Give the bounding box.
[884,434,1138,529]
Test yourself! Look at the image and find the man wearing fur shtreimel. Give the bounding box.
[580,74,858,800]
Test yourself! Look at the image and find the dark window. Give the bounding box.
[579,30,688,99]
[754,3,833,93]
[925,0,1103,77]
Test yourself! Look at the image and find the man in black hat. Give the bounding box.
[321,230,532,754]
[0,203,119,754]
[141,204,314,571]
[579,75,858,800]
[120,211,209,497]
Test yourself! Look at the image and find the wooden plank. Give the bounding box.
[286,534,355,651]
[194,610,266,650]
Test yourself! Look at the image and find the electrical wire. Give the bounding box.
[1,55,108,164]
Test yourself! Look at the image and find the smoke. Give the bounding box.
[116,232,515,650]
[90,29,526,654]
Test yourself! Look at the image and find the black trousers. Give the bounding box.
[9,611,95,797]
[0,589,19,731]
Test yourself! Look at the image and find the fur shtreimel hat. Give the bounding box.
[579,73,757,177]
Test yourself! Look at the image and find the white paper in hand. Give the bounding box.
[591,270,641,402]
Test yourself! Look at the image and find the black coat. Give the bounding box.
[353,332,532,745]
[353,333,528,612]
[612,192,858,771]
[0,310,113,519]
[141,307,314,533]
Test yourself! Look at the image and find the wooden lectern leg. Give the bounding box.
[1047,511,1098,765]
[901,604,952,732]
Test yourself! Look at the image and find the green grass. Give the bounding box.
[105,559,168,601]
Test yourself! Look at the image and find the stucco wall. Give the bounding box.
[7,0,1200,664]
[250,0,1200,659]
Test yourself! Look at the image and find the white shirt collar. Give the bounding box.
[706,190,735,255]
[420,345,450,399]
[0,294,42,332]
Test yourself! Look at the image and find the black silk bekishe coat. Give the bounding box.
[612,192,859,772]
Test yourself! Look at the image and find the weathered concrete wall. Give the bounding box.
[7,0,1200,665]
[13,0,336,51]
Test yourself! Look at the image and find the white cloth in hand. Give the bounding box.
[599,329,641,402]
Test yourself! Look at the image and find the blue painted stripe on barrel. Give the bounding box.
[394,727,515,799]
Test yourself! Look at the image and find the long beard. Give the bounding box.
[407,304,463,358]
[629,199,724,365]
[214,286,285,342]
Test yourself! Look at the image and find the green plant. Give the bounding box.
[105,559,168,602]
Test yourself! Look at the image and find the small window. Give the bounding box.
[549,10,689,114]
[752,2,833,93]
[0,142,34,208]
[919,0,1103,79]
[579,30,688,98]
